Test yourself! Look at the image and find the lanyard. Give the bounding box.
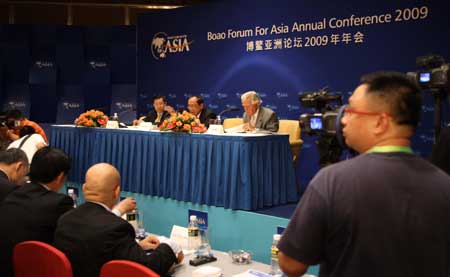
[366,145,413,154]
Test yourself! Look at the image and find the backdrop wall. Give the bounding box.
[137,0,450,186]
[1,0,449,189]
[0,25,137,124]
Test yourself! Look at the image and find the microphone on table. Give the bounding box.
[217,106,240,123]
[113,107,137,128]
[218,106,240,116]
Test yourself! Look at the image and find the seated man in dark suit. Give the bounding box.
[54,163,183,277]
[133,95,174,127]
[0,147,73,277]
[0,148,29,202]
[188,95,217,127]
[241,91,279,132]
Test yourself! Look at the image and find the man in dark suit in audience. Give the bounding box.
[188,95,217,127]
[0,148,29,202]
[54,163,183,277]
[0,147,73,277]
[133,95,174,127]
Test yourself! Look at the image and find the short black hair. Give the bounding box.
[0,148,28,166]
[19,126,36,137]
[191,95,204,105]
[5,109,23,120]
[29,147,71,184]
[152,95,167,104]
[360,71,422,127]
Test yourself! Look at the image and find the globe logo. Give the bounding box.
[151,32,168,60]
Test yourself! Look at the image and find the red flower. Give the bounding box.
[97,118,107,126]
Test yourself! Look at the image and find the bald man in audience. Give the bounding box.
[54,163,183,277]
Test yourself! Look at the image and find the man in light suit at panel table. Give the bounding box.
[241,90,279,132]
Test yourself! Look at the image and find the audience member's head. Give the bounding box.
[19,125,36,138]
[0,148,29,184]
[241,91,262,117]
[153,95,167,114]
[83,163,121,209]
[5,109,23,129]
[5,109,23,121]
[187,96,205,116]
[341,71,422,153]
[29,147,71,191]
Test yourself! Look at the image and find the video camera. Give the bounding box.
[407,54,450,91]
[298,87,343,136]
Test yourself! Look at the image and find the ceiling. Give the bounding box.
[1,0,214,25]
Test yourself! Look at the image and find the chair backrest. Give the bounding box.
[223,118,244,129]
[277,120,301,142]
[13,241,73,277]
[100,260,160,277]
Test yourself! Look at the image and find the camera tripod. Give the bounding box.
[316,134,343,167]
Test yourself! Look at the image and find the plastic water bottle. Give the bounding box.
[270,234,283,276]
[126,209,139,232]
[188,215,201,251]
[112,112,119,122]
[197,228,211,257]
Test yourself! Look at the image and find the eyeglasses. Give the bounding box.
[343,108,392,118]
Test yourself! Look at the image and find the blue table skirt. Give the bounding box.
[50,126,298,210]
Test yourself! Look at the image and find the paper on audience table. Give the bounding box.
[157,235,182,255]
[170,225,195,255]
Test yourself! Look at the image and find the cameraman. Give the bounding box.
[0,110,47,144]
[277,72,450,277]
[430,91,450,176]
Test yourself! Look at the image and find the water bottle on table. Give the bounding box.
[188,215,201,251]
[270,234,283,276]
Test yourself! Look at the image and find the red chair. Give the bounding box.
[100,260,160,277]
[13,241,73,277]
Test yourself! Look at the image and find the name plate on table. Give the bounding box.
[206,124,224,134]
[106,120,119,129]
[136,122,156,130]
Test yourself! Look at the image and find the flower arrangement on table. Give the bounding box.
[74,110,108,127]
[159,111,207,133]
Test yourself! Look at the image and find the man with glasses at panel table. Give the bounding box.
[277,72,450,277]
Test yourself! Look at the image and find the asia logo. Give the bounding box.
[89,61,108,69]
[217,93,228,99]
[287,104,300,112]
[62,102,81,110]
[115,102,134,109]
[176,104,186,110]
[276,92,288,98]
[35,61,54,68]
[7,101,26,109]
[266,104,278,111]
[151,32,193,60]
